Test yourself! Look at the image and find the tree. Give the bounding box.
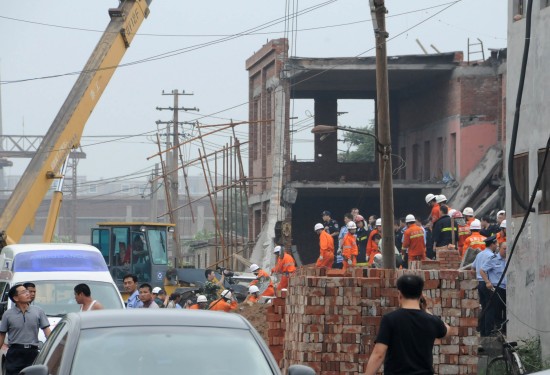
[338,121,376,163]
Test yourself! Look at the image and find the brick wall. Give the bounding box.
[267,266,479,375]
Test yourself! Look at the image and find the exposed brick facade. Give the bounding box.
[267,266,479,375]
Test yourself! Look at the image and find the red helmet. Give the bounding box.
[450,210,463,219]
[354,214,365,222]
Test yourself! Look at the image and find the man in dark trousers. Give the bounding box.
[0,284,51,375]
[365,275,449,375]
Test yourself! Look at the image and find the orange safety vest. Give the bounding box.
[342,232,358,271]
[250,269,275,297]
[463,233,486,253]
[458,225,471,255]
[403,224,426,258]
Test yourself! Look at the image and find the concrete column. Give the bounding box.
[314,96,338,163]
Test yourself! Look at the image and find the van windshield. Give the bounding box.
[29,280,123,316]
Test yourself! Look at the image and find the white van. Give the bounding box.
[0,243,125,332]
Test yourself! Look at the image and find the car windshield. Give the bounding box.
[30,280,123,316]
[71,326,275,375]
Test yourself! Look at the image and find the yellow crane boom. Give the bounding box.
[0,0,152,249]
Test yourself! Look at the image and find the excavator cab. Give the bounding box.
[91,222,175,290]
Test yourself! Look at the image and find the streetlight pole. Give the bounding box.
[370,0,395,269]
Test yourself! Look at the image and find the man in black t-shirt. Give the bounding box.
[365,275,449,375]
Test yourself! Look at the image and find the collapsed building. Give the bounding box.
[246,39,506,268]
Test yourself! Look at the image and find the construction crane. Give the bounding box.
[0,0,153,249]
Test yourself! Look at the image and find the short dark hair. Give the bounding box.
[372,233,381,241]
[74,283,91,297]
[440,204,449,215]
[396,275,424,299]
[205,269,214,278]
[23,282,36,289]
[8,284,26,303]
[139,283,152,293]
[344,213,353,220]
[481,216,491,223]
[123,274,138,283]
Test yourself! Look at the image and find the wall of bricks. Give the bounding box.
[267,266,479,375]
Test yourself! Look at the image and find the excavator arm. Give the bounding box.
[0,0,152,249]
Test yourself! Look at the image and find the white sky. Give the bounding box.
[0,0,506,184]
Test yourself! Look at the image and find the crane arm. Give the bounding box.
[0,0,152,249]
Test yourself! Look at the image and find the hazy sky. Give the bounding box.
[0,0,506,186]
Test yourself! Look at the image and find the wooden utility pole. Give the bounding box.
[371,0,396,269]
[156,90,198,260]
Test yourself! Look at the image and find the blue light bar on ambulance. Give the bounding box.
[13,250,108,272]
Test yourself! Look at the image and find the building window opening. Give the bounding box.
[336,99,376,163]
[290,99,315,161]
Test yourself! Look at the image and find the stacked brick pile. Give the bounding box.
[436,249,462,269]
[266,289,287,364]
[268,265,479,375]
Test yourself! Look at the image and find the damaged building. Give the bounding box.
[246,38,506,267]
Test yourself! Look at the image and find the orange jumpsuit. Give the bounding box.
[366,229,380,264]
[316,230,335,268]
[463,232,486,256]
[250,269,275,297]
[271,253,296,290]
[402,224,426,261]
[342,232,358,271]
[209,299,238,312]
[457,225,471,256]
[430,205,441,224]
[247,294,259,304]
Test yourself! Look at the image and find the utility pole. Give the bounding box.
[370,0,396,269]
[156,90,198,260]
[150,163,159,221]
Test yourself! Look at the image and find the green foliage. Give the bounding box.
[516,336,550,372]
[193,230,215,241]
[337,121,376,163]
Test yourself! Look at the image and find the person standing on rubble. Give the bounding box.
[340,221,358,271]
[365,275,449,375]
[354,215,369,263]
[432,205,458,251]
[314,223,334,269]
[402,214,426,266]
[271,246,296,291]
[249,264,275,297]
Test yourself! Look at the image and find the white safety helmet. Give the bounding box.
[405,214,416,223]
[463,207,474,216]
[273,246,281,254]
[425,193,436,204]
[375,218,382,226]
[314,223,324,231]
[469,219,481,230]
[497,210,506,217]
[500,219,507,229]
[347,221,357,230]
[221,290,232,300]
[196,295,208,303]
[249,285,260,294]
[436,194,447,204]
[250,264,260,272]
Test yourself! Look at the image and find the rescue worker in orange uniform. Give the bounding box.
[366,218,382,265]
[244,285,261,305]
[209,290,238,312]
[341,221,358,271]
[496,220,506,245]
[188,295,209,310]
[249,264,275,297]
[315,223,334,268]
[271,246,296,291]
[425,193,440,224]
[402,214,426,265]
[451,210,471,256]
[462,219,486,258]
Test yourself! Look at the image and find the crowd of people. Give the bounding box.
[315,194,509,337]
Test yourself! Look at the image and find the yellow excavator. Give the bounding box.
[0,1,154,271]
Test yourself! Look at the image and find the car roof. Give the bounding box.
[69,310,252,330]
